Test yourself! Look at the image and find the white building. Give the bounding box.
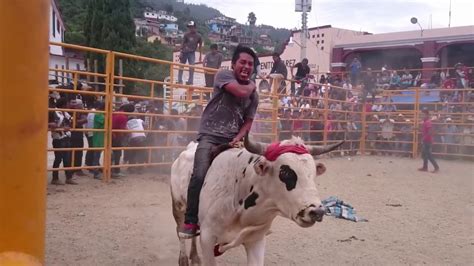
[144,10,159,19]
[49,0,85,83]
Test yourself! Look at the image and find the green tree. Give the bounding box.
[248,12,257,26]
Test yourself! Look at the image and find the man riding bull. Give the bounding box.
[179,45,259,239]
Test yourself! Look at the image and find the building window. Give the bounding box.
[317,34,319,38]
[52,10,56,37]
[321,40,324,44]
[57,19,60,33]
[321,46,324,50]
[317,41,319,44]
[322,33,325,37]
[312,34,315,38]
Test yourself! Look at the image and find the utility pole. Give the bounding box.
[301,11,308,60]
[295,0,311,61]
[448,0,452,28]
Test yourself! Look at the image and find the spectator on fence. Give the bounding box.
[440,69,449,82]
[379,71,391,90]
[85,100,97,171]
[48,97,76,185]
[267,52,288,94]
[279,109,292,140]
[362,68,377,103]
[413,72,422,87]
[177,21,202,85]
[301,104,311,141]
[126,115,147,174]
[389,70,401,89]
[91,101,105,180]
[350,57,362,86]
[203,44,223,88]
[418,108,440,173]
[291,58,310,95]
[69,99,88,177]
[400,69,413,89]
[454,63,468,88]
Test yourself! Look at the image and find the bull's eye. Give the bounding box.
[279,165,297,191]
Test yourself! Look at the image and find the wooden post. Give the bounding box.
[0,0,48,263]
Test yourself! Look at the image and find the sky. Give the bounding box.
[184,0,474,33]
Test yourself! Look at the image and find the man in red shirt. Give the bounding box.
[112,104,134,177]
[419,108,439,173]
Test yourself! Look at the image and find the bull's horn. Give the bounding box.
[307,141,344,156]
[244,132,268,155]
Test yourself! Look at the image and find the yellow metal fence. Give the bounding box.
[47,43,474,183]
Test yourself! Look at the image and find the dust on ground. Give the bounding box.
[46,156,474,265]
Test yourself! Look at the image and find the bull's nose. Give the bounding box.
[309,206,326,222]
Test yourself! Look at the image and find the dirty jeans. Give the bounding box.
[177,51,196,84]
[184,135,232,224]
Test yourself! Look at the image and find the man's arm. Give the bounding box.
[223,81,256,98]
[290,65,296,78]
[230,119,254,146]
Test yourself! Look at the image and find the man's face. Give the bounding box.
[188,26,196,33]
[302,60,308,66]
[232,53,254,81]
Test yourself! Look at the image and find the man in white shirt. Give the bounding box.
[84,103,96,169]
[126,116,147,174]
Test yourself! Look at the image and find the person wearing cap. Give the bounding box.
[419,108,440,172]
[177,21,203,85]
[69,98,88,177]
[203,43,223,89]
[179,46,259,239]
[267,52,288,94]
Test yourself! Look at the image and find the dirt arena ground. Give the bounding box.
[45,156,473,265]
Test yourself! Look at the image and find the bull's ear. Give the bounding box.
[315,163,326,176]
[254,157,272,176]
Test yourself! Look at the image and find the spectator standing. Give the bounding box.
[203,44,223,88]
[48,97,76,185]
[111,104,134,178]
[84,101,97,170]
[126,115,147,174]
[400,69,413,89]
[177,21,202,85]
[349,57,362,86]
[419,109,440,173]
[91,102,105,180]
[69,99,88,177]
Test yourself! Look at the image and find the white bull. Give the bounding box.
[170,135,343,266]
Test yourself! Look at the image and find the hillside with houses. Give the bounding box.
[58,0,291,57]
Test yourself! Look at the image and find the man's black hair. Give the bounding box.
[272,52,280,57]
[56,97,68,108]
[231,45,257,65]
[210,43,218,50]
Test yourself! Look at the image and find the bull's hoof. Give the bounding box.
[214,244,225,257]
